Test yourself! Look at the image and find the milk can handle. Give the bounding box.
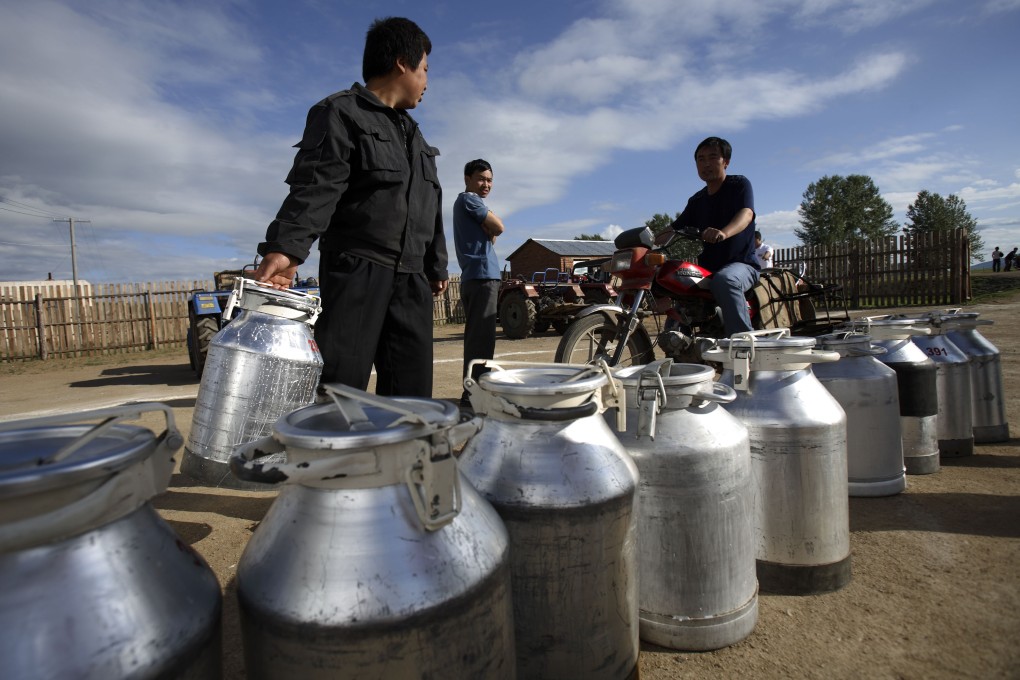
[0,402,183,463]
[846,345,887,357]
[230,436,290,484]
[518,400,599,421]
[777,349,841,364]
[694,382,737,404]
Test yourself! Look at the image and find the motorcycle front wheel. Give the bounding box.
[554,314,656,367]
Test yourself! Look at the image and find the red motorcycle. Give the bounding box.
[554,225,840,367]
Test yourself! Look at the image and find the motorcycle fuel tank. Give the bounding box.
[656,260,712,297]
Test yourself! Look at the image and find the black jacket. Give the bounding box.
[259,83,448,280]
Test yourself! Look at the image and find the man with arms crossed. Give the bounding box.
[453,159,505,407]
[254,17,447,397]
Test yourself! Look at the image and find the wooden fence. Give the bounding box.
[1,229,969,363]
[1,278,466,362]
[773,228,970,309]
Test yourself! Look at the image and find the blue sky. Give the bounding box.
[1,0,1019,284]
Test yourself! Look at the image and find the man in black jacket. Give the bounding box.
[254,17,448,397]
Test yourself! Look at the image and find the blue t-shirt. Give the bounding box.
[453,192,501,280]
[674,175,759,273]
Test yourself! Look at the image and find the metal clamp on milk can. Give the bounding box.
[0,404,222,680]
[937,309,1009,443]
[813,331,906,497]
[704,329,852,596]
[611,359,757,652]
[460,360,640,680]
[848,316,940,474]
[230,384,515,680]
[887,311,974,458]
[182,276,323,489]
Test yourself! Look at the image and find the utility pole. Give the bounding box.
[53,217,90,291]
[53,216,91,349]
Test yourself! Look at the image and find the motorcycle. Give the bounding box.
[554,225,844,367]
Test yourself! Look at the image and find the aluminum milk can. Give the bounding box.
[0,404,222,680]
[813,332,905,497]
[460,361,639,680]
[183,277,323,489]
[610,360,757,651]
[850,317,940,474]
[941,310,1010,443]
[231,385,515,680]
[892,312,974,458]
[704,330,851,595]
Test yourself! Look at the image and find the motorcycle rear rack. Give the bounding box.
[752,268,851,337]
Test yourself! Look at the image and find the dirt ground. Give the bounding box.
[2,283,1019,679]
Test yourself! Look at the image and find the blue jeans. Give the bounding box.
[709,262,760,337]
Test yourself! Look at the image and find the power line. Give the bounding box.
[0,240,68,248]
[0,196,67,219]
[0,204,61,219]
[81,220,113,280]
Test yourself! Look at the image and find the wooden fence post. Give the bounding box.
[34,293,47,360]
[146,289,157,349]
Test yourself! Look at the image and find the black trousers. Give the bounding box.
[460,278,500,398]
[316,253,433,397]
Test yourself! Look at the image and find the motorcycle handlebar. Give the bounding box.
[654,226,702,248]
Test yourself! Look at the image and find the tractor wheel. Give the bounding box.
[499,293,537,339]
[186,328,197,371]
[191,316,219,377]
[555,314,655,367]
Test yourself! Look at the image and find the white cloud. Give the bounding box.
[755,209,804,248]
[1,0,1013,283]
[602,224,624,240]
[958,182,1020,208]
[793,0,938,33]
[983,0,1020,13]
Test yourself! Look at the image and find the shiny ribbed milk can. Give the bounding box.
[0,404,222,680]
[892,312,974,458]
[851,317,940,474]
[941,310,1010,443]
[460,361,640,680]
[705,330,851,595]
[611,360,757,651]
[231,385,515,680]
[183,277,323,489]
[813,332,905,497]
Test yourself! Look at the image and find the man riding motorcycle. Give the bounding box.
[668,136,760,337]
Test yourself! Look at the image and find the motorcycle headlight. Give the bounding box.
[610,250,634,273]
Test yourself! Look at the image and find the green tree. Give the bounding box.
[796,175,898,246]
[573,233,607,240]
[644,212,702,262]
[903,190,984,262]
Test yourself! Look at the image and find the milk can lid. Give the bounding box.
[272,396,460,450]
[715,334,816,350]
[0,423,157,499]
[854,317,920,327]
[478,365,608,408]
[815,330,873,348]
[613,362,714,387]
